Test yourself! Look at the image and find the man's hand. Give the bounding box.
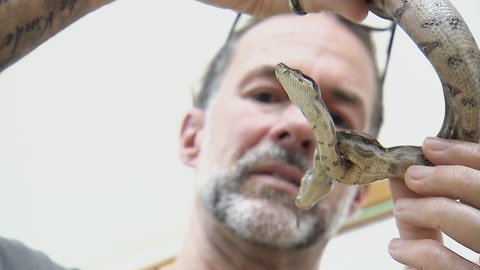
[197,0,369,21]
[389,137,480,269]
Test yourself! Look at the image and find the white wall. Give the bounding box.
[0,0,478,269]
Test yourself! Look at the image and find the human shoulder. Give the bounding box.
[0,236,75,270]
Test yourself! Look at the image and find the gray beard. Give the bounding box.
[200,144,335,249]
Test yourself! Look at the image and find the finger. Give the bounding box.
[301,0,369,21]
[394,197,480,253]
[389,238,480,270]
[205,0,369,19]
[422,137,480,169]
[405,165,480,209]
[388,178,443,241]
[198,0,285,17]
[389,177,420,201]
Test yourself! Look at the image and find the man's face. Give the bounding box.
[182,13,376,249]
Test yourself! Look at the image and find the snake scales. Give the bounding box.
[274,0,480,211]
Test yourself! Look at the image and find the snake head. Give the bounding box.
[274,63,320,107]
[295,168,332,211]
[274,63,304,81]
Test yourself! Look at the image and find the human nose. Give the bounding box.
[269,104,315,156]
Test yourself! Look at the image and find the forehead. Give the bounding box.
[243,13,352,45]
[238,13,369,62]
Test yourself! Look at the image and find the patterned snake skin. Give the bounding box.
[274,0,480,211]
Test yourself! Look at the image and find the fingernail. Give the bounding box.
[407,165,434,181]
[388,238,403,250]
[424,137,452,151]
[394,198,414,211]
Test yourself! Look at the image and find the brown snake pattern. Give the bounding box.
[274,0,480,211]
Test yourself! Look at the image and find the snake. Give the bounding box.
[274,0,480,212]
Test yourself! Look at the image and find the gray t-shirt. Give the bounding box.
[0,237,75,270]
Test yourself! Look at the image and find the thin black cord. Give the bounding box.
[380,23,397,85]
[225,13,242,43]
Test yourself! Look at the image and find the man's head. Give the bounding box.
[180,12,380,250]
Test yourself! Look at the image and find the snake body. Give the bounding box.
[274,0,480,211]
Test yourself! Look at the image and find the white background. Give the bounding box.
[0,0,478,269]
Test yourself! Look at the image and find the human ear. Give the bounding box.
[179,108,205,167]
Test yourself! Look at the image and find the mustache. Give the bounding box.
[234,144,311,178]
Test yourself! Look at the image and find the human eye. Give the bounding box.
[331,113,351,130]
[250,90,279,103]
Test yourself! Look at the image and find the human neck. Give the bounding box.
[169,201,327,270]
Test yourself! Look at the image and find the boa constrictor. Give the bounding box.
[274,0,480,212]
